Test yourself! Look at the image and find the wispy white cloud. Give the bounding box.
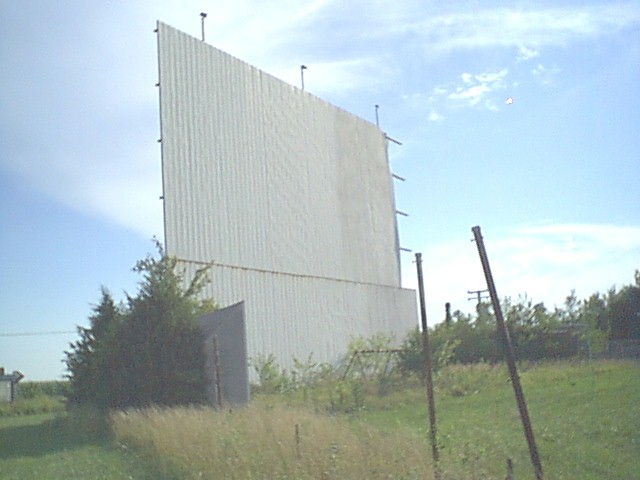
[531,63,561,86]
[409,4,639,114]
[428,111,444,122]
[401,4,640,54]
[402,223,640,320]
[429,86,448,101]
[449,84,492,104]
[443,69,509,108]
[532,64,546,75]
[516,45,540,62]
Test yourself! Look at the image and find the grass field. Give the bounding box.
[360,361,640,479]
[1,360,638,479]
[0,412,153,480]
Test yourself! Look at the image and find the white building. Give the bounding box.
[156,21,417,369]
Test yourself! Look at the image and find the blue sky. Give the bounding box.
[1,1,639,380]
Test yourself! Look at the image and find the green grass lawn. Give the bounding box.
[0,413,152,480]
[359,361,640,479]
[1,361,638,479]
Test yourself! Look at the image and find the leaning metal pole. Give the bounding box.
[415,253,441,480]
[213,335,223,408]
[471,226,544,480]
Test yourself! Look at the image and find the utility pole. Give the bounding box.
[467,288,489,304]
[472,226,544,480]
[415,253,441,480]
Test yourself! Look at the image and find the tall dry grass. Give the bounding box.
[112,405,436,479]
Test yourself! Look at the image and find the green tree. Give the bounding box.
[578,293,609,355]
[607,271,640,341]
[65,287,121,405]
[65,242,217,408]
[398,271,639,368]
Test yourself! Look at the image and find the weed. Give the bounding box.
[112,404,437,479]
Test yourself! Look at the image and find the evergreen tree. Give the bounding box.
[65,287,120,405]
[65,242,216,408]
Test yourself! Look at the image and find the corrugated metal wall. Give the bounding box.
[177,261,417,368]
[157,21,417,368]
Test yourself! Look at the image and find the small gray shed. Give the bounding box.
[197,302,249,407]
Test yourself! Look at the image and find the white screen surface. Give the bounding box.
[158,21,416,367]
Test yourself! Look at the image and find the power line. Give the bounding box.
[467,288,489,304]
[0,330,77,338]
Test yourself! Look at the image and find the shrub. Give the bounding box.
[65,241,217,409]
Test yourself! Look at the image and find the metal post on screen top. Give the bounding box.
[300,65,307,90]
[200,13,207,42]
